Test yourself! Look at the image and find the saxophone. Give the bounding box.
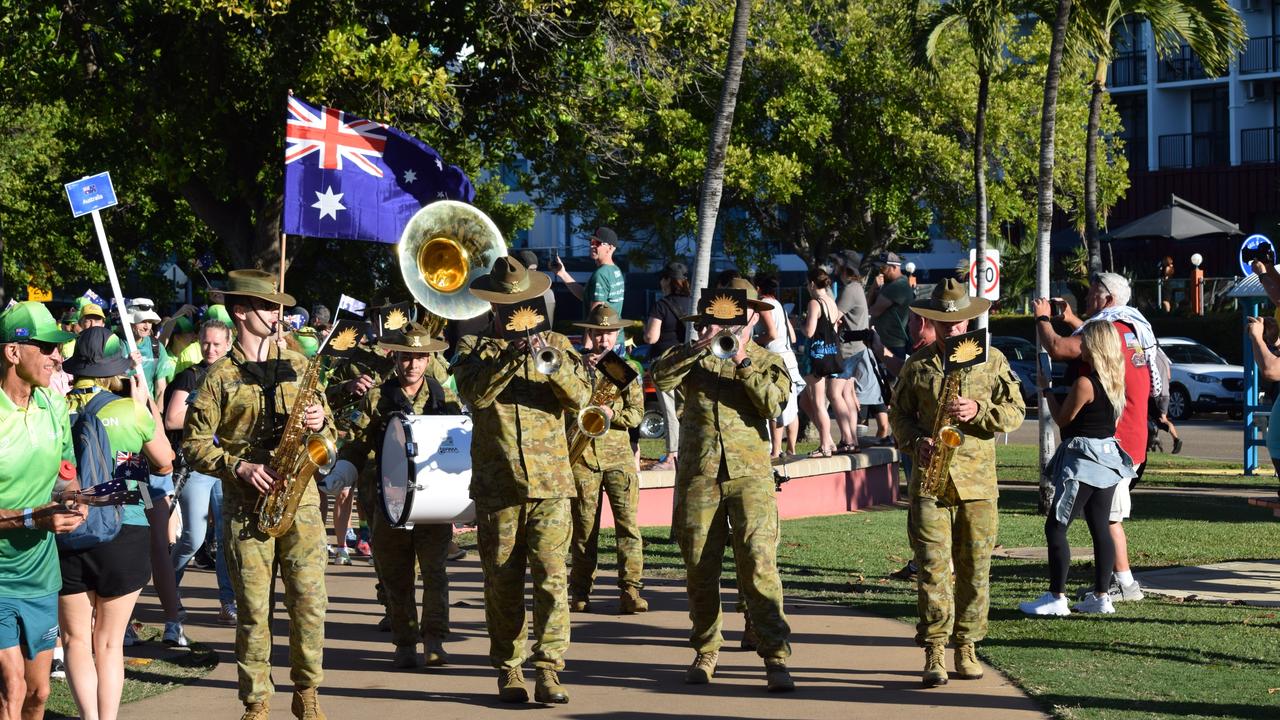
[255,353,337,538]
[567,368,620,464]
[918,372,965,498]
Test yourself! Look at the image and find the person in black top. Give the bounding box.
[1020,321,1137,617]
[643,261,692,470]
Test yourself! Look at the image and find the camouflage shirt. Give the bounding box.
[337,373,461,487]
[183,343,337,511]
[888,343,1025,500]
[651,341,788,480]
[451,331,591,510]
[568,355,644,473]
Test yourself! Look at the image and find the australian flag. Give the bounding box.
[282,96,475,244]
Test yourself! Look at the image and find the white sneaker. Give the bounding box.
[1109,579,1144,602]
[1019,592,1071,616]
[333,548,352,566]
[1072,593,1116,614]
[163,621,189,647]
[50,658,66,680]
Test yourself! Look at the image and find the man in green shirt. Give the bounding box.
[553,226,626,317]
[0,301,82,720]
[869,251,914,357]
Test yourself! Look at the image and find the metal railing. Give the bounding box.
[1241,126,1280,164]
[1239,35,1280,76]
[1107,51,1147,87]
[1157,132,1229,169]
[1157,47,1211,82]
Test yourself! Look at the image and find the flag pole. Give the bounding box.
[276,231,287,345]
[91,208,149,396]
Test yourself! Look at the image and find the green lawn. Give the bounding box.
[591,462,1280,719]
[45,624,218,717]
[995,443,1275,490]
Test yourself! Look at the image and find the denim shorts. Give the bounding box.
[0,592,59,659]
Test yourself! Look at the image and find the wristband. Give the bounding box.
[22,508,35,530]
[1036,315,1052,323]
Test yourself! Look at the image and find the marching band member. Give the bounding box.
[451,257,592,705]
[650,282,796,693]
[184,270,334,720]
[566,305,647,614]
[888,279,1024,688]
[331,323,459,669]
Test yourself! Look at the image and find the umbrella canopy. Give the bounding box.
[1105,195,1241,240]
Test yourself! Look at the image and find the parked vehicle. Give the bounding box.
[991,336,1066,404]
[1158,337,1244,421]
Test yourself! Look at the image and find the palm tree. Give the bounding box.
[1077,0,1244,271]
[690,0,753,318]
[911,0,1019,326]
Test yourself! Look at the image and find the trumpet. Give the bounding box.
[527,332,561,374]
[710,329,740,360]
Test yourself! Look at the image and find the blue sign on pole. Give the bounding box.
[1239,234,1274,276]
[63,172,118,217]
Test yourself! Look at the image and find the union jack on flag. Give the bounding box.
[286,97,388,178]
[282,96,475,244]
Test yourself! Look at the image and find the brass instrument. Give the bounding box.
[567,379,618,463]
[255,352,338,538]
[710,329,741,360]
[919,372,965,498]
[398,200,507,321]
[533,342,562,374]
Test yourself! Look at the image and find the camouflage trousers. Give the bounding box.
[224,501,328,704]
[476,499,572,671]
[569,465,643,598]
[368,502,452,648]
[910,487,998,646]
[674,469,791,660]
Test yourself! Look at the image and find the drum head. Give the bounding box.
[380,414,413,526]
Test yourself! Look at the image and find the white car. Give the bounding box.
[1158,337,1244,421]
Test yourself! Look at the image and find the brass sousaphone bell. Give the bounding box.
[398,200,508,321]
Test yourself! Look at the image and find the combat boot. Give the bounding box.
[498,666,528,703]
[620,587,649,614]
[569,595,590,613]
[685,651,718,684]
[240,702,269,720]
[954,642,983,680]
[423,636,449,667]
[764,658,795,693]
[290,687,326,720]
[534,668,569,704]
[922,643,948,687]
[392,645,421,669]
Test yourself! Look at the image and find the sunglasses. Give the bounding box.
[19,340,60,355]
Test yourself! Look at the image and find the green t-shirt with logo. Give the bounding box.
[584,264,625,317]
[66,384,156,527]
[0,387,74,598]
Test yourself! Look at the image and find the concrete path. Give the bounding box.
[1137,560,1280,608]
[127,555,1046,720]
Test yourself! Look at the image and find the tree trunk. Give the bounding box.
[1036,0,1073,514]
[1084,56,1107,274]
[973,70,990,329]
[689,0,752,327]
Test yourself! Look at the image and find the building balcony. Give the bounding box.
[1240,36,1280,76]
[1241,127,1280,165]
[1157,46,1212,83]
[1158,132,1229,169]
[1107,51,1148,87]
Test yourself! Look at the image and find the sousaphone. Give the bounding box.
[398,200,507,321]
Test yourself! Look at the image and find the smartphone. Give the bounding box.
[1050,298,1066,318]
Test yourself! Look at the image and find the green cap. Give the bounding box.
[0,302,77,344]
[207,304,232,325]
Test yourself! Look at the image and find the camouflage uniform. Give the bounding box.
[567,358,645,599]
[451,331,591,671]
[651,340,792,660]
[338,373,460,650]
[888,344,1025,647]
[184,344,337,704]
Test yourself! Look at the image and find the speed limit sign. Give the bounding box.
[968,249,1000,300]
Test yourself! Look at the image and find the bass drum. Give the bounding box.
[380,413,475,527]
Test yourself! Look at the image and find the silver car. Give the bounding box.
[1158,337,1244,421]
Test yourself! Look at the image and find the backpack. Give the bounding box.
[58,391,125,552]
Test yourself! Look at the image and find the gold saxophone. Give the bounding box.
[919,372,965,498]
[255,353,337,538]
[567,369,620,464]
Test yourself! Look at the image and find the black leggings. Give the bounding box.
[1046,483,1117,595]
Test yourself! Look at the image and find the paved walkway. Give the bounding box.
[1137,560,1280,608]
[128,555,1046,720]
